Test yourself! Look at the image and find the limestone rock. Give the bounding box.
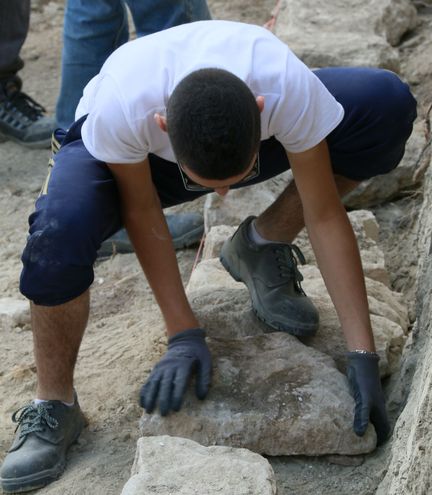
[204,187,274,230]
[202,225,236,260]
[0,298,30,328]
[140,333,376,455]
[275,0,417,70]
[349,210,380,243]
[189,286,270,339]
[295,210,390,285]
[121,436,277,495]
[187,258,244,294]
[373,0,417,46]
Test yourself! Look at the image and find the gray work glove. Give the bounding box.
[346,351,390,446]
[139,328,212,416]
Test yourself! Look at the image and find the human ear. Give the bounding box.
[154,113,168,132]
[256,96,265,113]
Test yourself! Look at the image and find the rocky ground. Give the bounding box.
[0,1,431,494]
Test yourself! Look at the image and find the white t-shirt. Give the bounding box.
[76,20,344,164]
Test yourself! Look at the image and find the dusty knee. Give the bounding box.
[20,221,95,306]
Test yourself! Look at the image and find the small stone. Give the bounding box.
[121,436,277,495]
[0,298,30,328]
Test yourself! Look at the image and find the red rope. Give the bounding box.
[188,232,206,286]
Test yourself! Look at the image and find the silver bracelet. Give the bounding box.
[351,349,379,357]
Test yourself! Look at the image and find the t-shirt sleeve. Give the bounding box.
[269,55,344,153]
[80,75,149,164]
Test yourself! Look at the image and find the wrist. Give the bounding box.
[347,350,379,361]
[165,315,200,338]
[168,328,206,344]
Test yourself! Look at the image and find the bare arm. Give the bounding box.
[108,159,199,336]
[287,140,375,351]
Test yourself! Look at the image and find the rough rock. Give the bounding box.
[0,298,30,328]
[202,225,236,260]
[187,258,245,293]
[140,333,376,456]
[275,0,417,70]
[376,120,432,495]
[121,436,277,495]
[295,210,390,286]
[374,0,418,46]
[349,210,380,242]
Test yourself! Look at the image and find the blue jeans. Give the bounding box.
[55,0,211,129]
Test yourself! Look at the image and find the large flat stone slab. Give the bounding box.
[140,333,376,455]
[121,436,277,495]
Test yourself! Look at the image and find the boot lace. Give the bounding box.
[12,403,59,439]
[1,91,46,129]
[273,244,306,294]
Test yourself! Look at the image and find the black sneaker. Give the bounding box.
[220,216,319,336]
[0,77,55,149]
[0,396,86,493]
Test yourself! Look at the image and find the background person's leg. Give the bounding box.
[0,0,55,147]
[55,0,129,129]
[0,0,29,81]
[127,0,211,36]
[56,0,211,131]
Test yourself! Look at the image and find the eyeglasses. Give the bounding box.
[177,154,260,192]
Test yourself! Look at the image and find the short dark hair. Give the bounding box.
[166,68,261,180]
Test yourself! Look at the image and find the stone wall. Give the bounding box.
[377,119,432,494]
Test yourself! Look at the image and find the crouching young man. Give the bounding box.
[0,20,416,493]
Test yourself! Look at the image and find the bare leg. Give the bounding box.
[255,175,359,243]
[32,290,90,403]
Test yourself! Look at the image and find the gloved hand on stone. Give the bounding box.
[346,351,390,446]
[139,328,212,416]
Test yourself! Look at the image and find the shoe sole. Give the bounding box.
[0,131,51,149]
[0,415,86,493]
[220,250,318,337]
[1,461,66,493]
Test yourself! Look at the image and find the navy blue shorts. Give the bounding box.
[20,67,417,305]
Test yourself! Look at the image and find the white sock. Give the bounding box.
[34,398,75,407]
[248,219,282,246]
